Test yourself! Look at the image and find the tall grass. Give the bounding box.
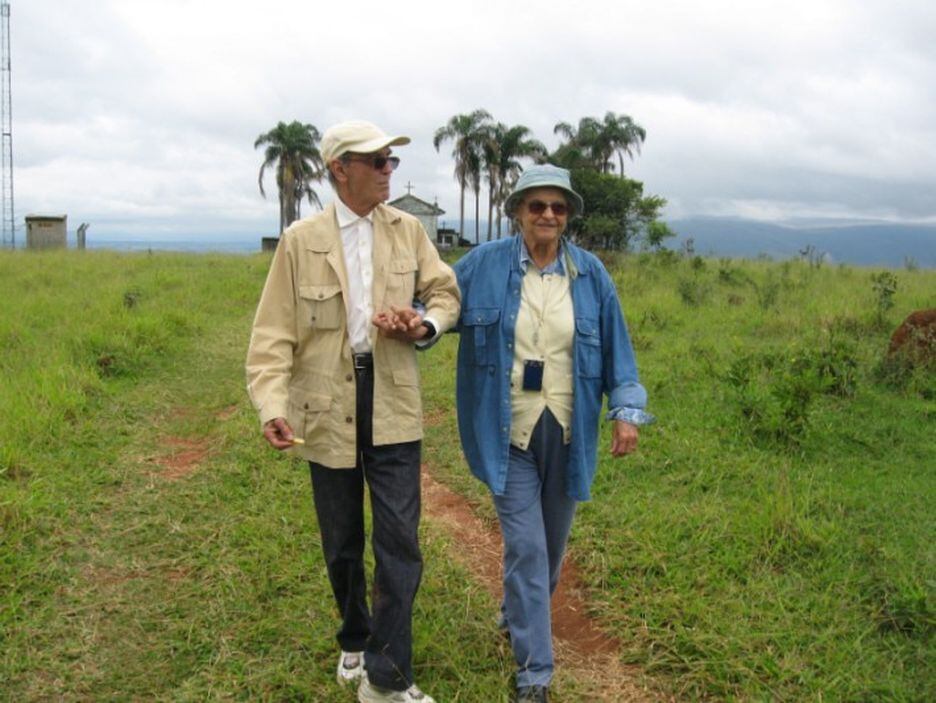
[425,251,935,700]
[0,250,514,701]
[2,248,933,700]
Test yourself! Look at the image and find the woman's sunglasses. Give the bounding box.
[526,200,569,216]
[343,153,401,171]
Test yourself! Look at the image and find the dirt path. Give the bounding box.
[421,466,659,702]
[152,401,660,700]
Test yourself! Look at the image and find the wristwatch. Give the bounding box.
[420,319,437,340]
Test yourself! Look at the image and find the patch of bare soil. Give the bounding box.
[421,466,660,702]
[423,407,449,428]
[81,565,191,586]
[216,404,240,421]
[153,437,212,481]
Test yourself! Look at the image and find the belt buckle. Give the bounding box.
[353,353,371,370]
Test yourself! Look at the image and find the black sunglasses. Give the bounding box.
[343,153,401,171]
[526,200,569,216]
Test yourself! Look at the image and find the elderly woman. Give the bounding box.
[452,164,653,703]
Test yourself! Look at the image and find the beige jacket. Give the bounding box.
[245,202,460,468]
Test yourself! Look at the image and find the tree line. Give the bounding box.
[254,111,672,251]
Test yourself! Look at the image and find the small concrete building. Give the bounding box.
[387,192,448,248]
[436,227,458,249]
[25,215,67,249]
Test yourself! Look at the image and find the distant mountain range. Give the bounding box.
[666,217,936,268]
[433,216,935,268]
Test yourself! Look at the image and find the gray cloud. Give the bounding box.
[10,0,936,239]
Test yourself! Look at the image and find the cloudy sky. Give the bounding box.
[11,0,936,241]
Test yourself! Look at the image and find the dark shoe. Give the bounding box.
[516,685,549,702]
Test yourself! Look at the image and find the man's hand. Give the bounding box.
[610,420,638,457]
[372,305,429,342]
[263,417,297,450]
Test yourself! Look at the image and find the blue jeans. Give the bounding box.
[309,362,422,692]
[494,409,578,689]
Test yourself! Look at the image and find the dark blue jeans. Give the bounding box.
[309,363,422,692]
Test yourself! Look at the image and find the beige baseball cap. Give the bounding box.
[320,120,410,163]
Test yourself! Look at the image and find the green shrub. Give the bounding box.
[723,341,860,446]
[677,276,712,307]
[870,271,898,327]
[751,271,781,310]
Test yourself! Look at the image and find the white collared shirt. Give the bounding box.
[335,198,375,354]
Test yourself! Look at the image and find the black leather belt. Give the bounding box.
[352,353,373,370]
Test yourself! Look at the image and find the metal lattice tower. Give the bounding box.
[1,1,12,248]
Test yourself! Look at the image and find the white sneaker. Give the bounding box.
[358,673,436,702]
[337,650,364,686]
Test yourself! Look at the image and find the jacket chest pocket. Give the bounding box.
[299,284,343,330]
[575,317,602,378]
[462,307,500,366]
[386,257,418,304]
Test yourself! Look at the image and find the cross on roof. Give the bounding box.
[405,181,414,195]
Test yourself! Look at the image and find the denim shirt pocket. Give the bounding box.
[462,307,500,366]
[575,317,602,378]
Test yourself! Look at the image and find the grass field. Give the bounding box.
[1,248,933,700]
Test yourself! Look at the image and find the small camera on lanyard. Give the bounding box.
[522,359,544,391]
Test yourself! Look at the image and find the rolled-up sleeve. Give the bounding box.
[599,276,654,424]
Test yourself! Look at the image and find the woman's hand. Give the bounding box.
[372,306,428,341]
[610,420,638,457]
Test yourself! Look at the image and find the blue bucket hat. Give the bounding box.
[504,164,584,218]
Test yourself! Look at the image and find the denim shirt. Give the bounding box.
[453,236,650,501]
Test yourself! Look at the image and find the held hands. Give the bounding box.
[372,305,429,342]
[610,420,639,457]
[263,417,296,451]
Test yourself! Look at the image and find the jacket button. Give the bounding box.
[345,416,353,423]
[318,292,324,299]
[346,374,353,382]
[304,403,309,410]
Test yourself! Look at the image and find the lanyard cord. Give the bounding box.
[530,271,555,355]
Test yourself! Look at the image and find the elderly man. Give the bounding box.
[245,120,460,703]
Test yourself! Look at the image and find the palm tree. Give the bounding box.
[255,121,325,234]
[480,124,501,242]
[433,109,492,242]
[600,111,646,178]
[554,117,605,171]
[553,113,646,176]
[467,148,485,245]
[486,124,546,239]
